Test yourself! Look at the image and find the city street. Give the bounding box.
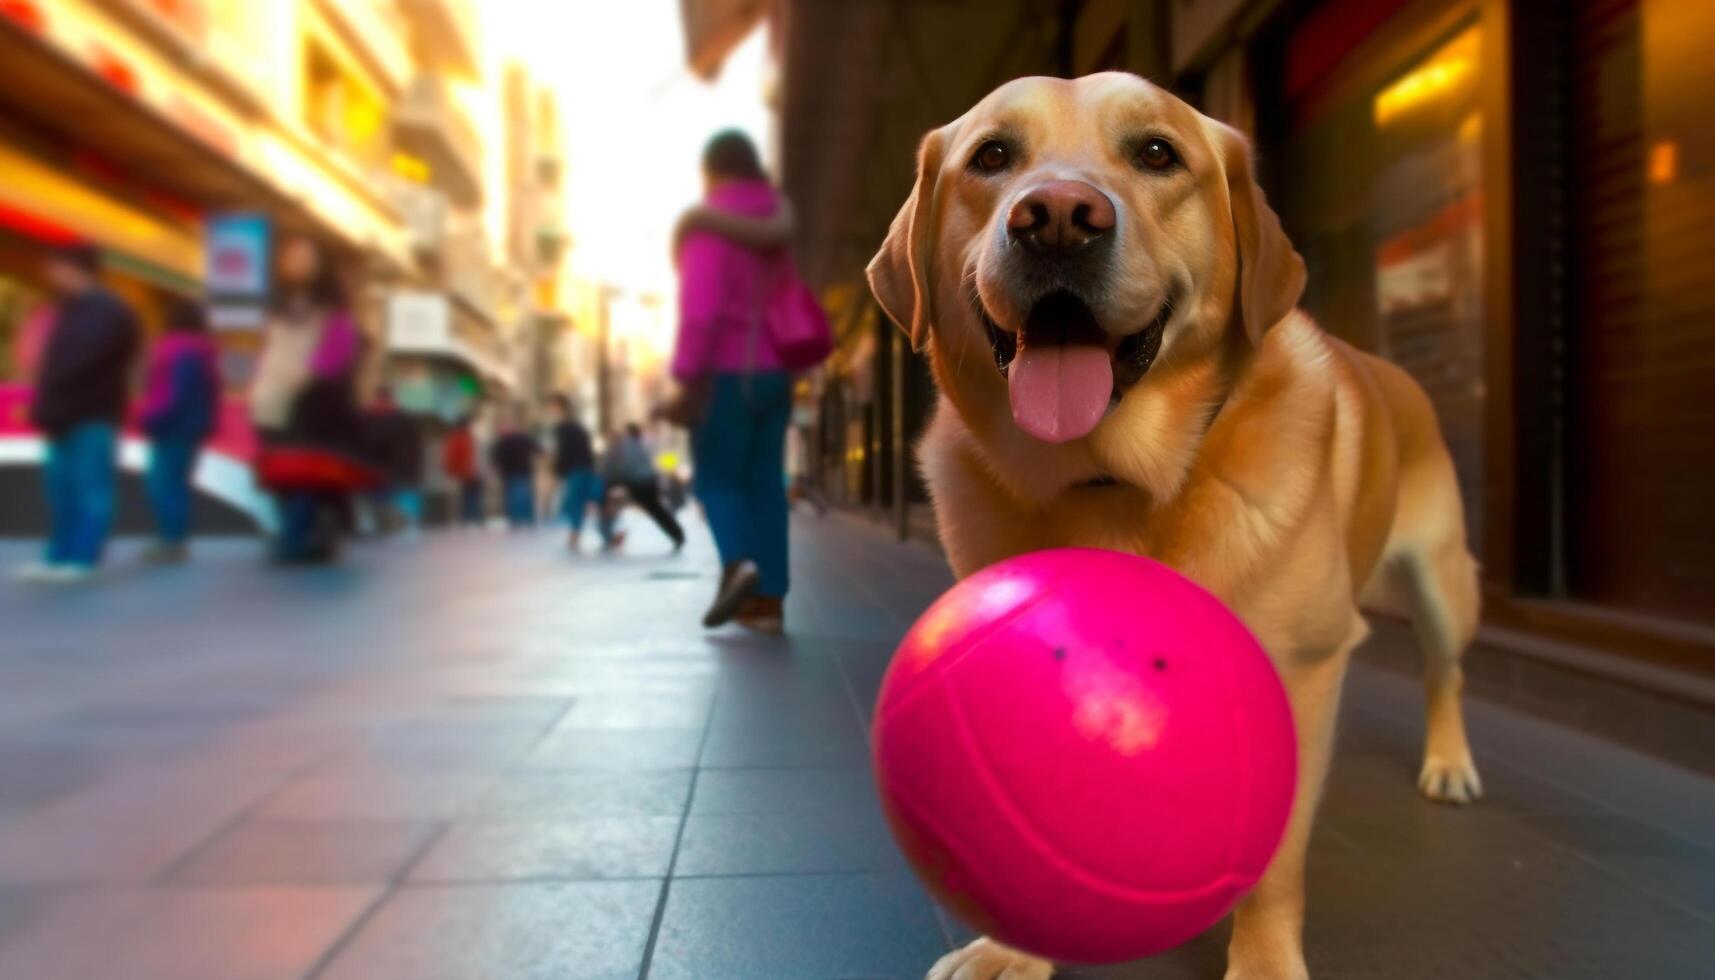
[0,515,1711,979]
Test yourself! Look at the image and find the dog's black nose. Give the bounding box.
[1007,180,1115,254]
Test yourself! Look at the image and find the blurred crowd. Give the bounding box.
[12,235,689,578]
[11,129,826,638]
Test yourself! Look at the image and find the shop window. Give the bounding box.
[1271,20,1487,553]
[1565,0,1715,622]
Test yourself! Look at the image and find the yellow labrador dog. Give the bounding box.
[866,73,1482,980]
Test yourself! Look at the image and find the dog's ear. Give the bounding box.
[867,130,946,352]
[1213,122,1305,346]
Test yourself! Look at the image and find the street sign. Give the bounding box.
[205,212,271,329]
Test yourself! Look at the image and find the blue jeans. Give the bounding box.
[691,372,792,597]
[459,479,484,524]
[43,422,118,568]
[275,491,341,563]
[503,477,535,527]
[146,436,200,544]
[559,469,604,533]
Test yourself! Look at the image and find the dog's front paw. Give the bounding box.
[927,937,1054,980]
[1418,753,1483,805]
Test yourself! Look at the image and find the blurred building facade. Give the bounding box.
[498,62,572,418]
[0,0,580,529]
[686,0,1714,688]
[383,0,512,435]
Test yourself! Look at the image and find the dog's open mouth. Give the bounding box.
[981,290,1168,443]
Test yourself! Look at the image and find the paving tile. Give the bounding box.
[648,872,946,980]
[317,881,659,980]
[341,722,548,767]
[410,816,682,882]
[480,770,694,818]
[554,692,713,730]
[0,885,38,945]
[3,512,1715,979]
[0,764,291,883]
[257,766,502,821]
[0,742,103,807]
[1582,851,1715,920]
[0,885,377,980]
[171,818,442,884]
[404,696,573,729]
[1290,851,1713,980]
[520,728,705,770]
[699,716,870,768]
[0,889,157,978]
[676,803,904,877]
[689,766,879,815]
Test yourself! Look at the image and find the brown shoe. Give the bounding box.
[735,595,784,636]
[703,560,760,627]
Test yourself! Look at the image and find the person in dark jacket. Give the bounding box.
[366,391,425,534]
[489,409,541,528]
[18,243,139,583]
[602,423,686,554]
[549,394,603,550]
[138,300,220,563]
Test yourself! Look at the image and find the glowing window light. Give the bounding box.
[1649,141,1678,185]
[392,152,431,183]
[1373,26,1480,127]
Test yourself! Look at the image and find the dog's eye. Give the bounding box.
[971,140,1010,172]
[1136,137,1179,171]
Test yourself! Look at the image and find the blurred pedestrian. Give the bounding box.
[251,234,363,563]
[785,424,828,517]
[443,414,483,526]
[549,394,603,551]
[663,130,801,633]
[490,409,540,528]
[367,390,424,535]
[138,299,220,563]
[602,422,685,554]
[16,243,139,583]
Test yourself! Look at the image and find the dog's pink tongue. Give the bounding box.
[1008,343,1113,443]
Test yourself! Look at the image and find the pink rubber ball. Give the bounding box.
[872,548,1297,964]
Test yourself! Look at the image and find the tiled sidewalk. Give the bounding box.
[0,513,1710,979]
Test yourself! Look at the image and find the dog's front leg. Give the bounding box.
[1224,650,1349,980]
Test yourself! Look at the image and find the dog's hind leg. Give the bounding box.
[1400,535,1482,805]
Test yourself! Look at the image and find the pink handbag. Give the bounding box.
[765,273,832,372]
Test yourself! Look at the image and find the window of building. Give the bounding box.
[303,39,389,169]
[1266,16,1487,553]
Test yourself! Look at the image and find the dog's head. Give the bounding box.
[868,73,1304,451]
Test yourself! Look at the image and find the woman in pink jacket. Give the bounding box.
[668,130,798,634]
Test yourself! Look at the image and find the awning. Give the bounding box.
[0,13,413,278]
[0,141,202,282]
[386,291,514,391]
[680,0,769,80]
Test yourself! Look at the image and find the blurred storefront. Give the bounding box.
[0,0,555,531]
[687,0,1715,717]
[1187,0,1715,674]
[0,0,420,534]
